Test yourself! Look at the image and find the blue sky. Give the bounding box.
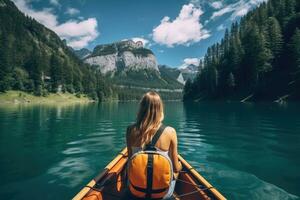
[13,0,267,67]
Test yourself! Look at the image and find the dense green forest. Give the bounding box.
[0,0,115,101]
[184,0,300,101]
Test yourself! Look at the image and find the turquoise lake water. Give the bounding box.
[0,102,299,199]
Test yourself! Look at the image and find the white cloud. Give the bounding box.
[250,0,268,5]
[179,58,200,69]
[230,0,268,20]
[65,7,80,16]
[217,24,226,31]
[54,18,98,48]
[230,2,252,19]
[232,7,250,18]
[152,4,210,47]
[184,58,200,66]
[211,6,235,20]
[211,1,223,9]
[13,0,99,49]
[49,0,60,7]
[210,0,268,20]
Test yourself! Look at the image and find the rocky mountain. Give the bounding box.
[158,65,198,85]
[180,64,199,74]
[179,64,199,84]
[73,41,184,89]
[83,40,158,74]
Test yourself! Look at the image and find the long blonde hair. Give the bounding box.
[131,91,164,147]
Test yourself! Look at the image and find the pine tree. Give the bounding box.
[12,67,29,90]
[243,24,273,88]
[0,33,11,92]
[198,59,203,71]
[285,0,296,17]
[289,28,300,69]
[265,17,283,58]
[227,72,235,87]
[229,33,243,72]
[183,78,193,100]
[62,59,74,93]
[50,54,63,92]
[23,46,43,95]
[224,29,230,55]
[207,65,218,95]
[227,72,236,94]
[31,48,43,95]
[267,0,274,16]
[256,33,273,91]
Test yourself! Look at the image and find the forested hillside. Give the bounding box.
[0,0,114,101]
[184,0,300,101]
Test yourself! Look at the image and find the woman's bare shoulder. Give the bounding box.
[164,125,175,132]
[164,126,177,138]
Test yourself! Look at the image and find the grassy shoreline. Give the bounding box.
[0,91,94,105]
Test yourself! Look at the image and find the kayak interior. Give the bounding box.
[73,148,226,200]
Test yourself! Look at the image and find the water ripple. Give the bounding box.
[48,157,92,188]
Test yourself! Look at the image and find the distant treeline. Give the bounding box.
[184,0,300,101]
[115,86,182,101]
[108,68,183,90]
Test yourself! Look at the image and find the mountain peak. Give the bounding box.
[73,48,92,59]
[179,64,199,73]
[83,40,158,74]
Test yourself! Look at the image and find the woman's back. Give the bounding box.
[127,124,174,152]
[126,92,182,199]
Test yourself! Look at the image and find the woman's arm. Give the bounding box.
[126,126,132,158]
[169,127,182,174]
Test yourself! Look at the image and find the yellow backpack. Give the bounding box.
[128,125,173,199]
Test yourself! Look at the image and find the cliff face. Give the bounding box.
[121,51,158,71]
[85,54,118,74]
[84,40,158,74]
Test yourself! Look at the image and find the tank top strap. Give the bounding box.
[150,124,166,146]
[145,124,166,150]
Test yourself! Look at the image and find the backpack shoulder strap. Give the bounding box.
[149,124,166,147]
